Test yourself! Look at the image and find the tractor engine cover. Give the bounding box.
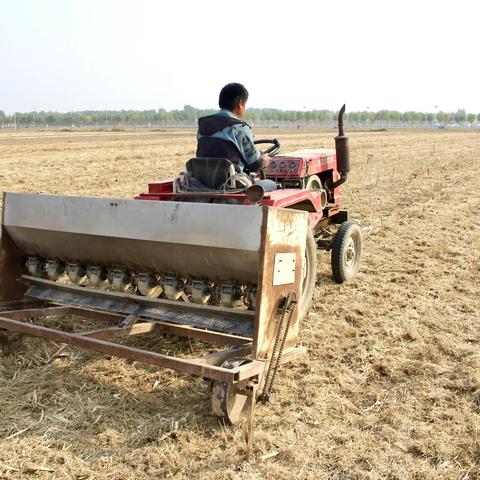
[265,149,336,179]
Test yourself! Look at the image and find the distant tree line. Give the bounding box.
[0,106,478,127]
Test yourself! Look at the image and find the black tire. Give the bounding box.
[299,229,317,321]
[331,221,362,283]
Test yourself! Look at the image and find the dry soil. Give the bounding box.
[0,128,479,479]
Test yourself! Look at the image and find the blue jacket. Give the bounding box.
[197,109,261,171]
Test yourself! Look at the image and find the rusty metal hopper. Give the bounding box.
[1,192,264,284]
[1,192,308,357]
[0,190,310,425]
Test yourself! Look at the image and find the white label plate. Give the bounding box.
[272,253,296,286]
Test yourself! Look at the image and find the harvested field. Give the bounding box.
[0,128,479,479]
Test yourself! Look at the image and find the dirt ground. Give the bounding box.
[0,128,479,479]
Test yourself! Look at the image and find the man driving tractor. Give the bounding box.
[196,83,277,192]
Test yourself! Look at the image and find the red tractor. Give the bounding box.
[136,105,362,320]
[0,105,362,423]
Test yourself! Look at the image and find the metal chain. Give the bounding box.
[260,291,297,402]
[263,295,292,392]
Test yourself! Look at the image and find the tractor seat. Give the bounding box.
[175,157,254,193]
[185,157,236,190]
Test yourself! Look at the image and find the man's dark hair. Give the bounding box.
[219,83,249,111]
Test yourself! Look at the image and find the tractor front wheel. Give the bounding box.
[305,175,322,191]
[331,221,362,283]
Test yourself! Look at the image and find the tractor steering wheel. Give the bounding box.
[254,139,281,156]
[253,139,281,179]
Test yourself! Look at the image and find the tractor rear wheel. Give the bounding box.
[299,229,317,321]
[331,221,362,283]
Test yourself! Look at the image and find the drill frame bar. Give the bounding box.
[0,302,265,383]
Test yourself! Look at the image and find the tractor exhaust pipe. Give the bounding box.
[332,104,350,189]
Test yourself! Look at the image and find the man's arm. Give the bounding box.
[235,125,270,172]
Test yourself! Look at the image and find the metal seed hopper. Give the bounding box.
[0,194,309,423]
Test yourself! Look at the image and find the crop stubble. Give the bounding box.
[0,128,478,479]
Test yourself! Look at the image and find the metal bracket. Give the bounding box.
[330,209,350,224]
[118,307,142,329]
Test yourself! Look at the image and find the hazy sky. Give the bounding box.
[1,0,478,114]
